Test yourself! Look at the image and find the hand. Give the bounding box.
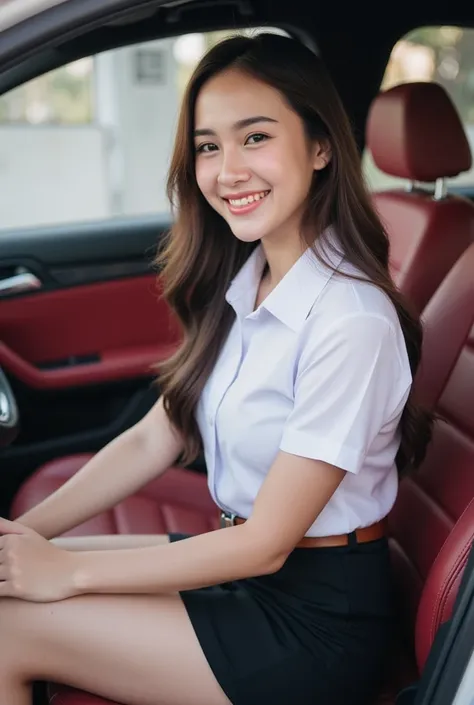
[0,518,78,602]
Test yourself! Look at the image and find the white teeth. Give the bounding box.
[228,191,269,207]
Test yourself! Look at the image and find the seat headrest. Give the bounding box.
[366,82,472,182]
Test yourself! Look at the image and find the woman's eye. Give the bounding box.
[245,133,269,145]
[196,142,218,154]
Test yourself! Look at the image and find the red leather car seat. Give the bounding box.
[14,242,472,705]
[11,457,217,537]
[375,242,474,703]
[366,81,474,312]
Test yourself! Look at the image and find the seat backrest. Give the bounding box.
[366,81,474,313]
[388,242,474,671]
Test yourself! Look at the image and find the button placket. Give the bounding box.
[210,322,245,505]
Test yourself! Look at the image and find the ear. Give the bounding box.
[313,140,332,171]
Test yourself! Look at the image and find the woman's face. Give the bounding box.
[194,68,329,246]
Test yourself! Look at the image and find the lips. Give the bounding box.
[223,189,271,216]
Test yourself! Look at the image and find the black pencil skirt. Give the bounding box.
[169,531,394,705]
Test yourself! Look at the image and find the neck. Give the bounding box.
[261,235,306,285]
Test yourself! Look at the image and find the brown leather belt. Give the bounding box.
[219,511,387,548]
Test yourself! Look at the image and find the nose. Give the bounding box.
[217,146,251,187]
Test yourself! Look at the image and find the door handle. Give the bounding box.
[0,271,42,295]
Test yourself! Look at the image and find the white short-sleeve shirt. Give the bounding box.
[196,229,412,536]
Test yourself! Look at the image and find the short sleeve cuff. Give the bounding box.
[279,430,364,474]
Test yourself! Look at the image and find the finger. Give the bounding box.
[0,533,10,548]
[0,536,14,555]
[0,518,27,535]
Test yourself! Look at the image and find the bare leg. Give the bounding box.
[0,592,231,705]
[52,534,171,551]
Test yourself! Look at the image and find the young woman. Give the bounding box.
[0,33,432,705]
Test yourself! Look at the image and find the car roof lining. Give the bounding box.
[0,0,303,96]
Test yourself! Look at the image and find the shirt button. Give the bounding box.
[208,414,214,425]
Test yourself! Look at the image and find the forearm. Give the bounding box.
[15,430,148,539]
[17,431,181,543]
[72,524,283,595]
[52,534,170,552]
[14,398,184,540]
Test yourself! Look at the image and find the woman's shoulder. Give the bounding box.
[309,229,400,332]
[301,256,411,381]
[312,259,401,333]
[299,265,412,392]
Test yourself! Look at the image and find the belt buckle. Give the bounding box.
[220,511,236,528]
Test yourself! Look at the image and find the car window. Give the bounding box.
[0,27,288,230]
[363,26,474,191]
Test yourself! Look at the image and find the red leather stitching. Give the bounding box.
[429,498,474,641]
[432,539,472,639]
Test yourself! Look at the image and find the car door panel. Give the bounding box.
[0,215,184,504]
[0,274,178,389]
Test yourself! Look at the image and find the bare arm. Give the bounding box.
[15,396,184,540]
[0,451,346,602]
[71,452,346,593]
[52,535,171,551]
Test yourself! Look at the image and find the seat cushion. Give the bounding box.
[11,454,219,537]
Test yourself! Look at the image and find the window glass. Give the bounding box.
[0,27,288,230]
[0,58,94,125]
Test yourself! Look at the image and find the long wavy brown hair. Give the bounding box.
[155,32,433,474]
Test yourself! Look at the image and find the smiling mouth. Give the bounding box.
[223,190,271,215]
[226,190,270,207]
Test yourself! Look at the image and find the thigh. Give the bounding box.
[0,593,231,705]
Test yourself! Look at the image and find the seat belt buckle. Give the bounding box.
[220,511,237,528]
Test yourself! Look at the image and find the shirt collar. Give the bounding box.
[225,227,345,331]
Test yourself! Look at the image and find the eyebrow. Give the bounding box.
[194,115,278,138]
